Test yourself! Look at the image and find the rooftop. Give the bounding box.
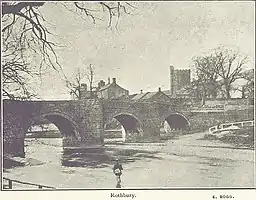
[131,92,149,100]
[130,89,171,101]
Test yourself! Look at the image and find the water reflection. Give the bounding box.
[5,138,163,169]
[61,147,162,168]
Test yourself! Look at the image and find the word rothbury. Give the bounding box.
[111,193,136,198]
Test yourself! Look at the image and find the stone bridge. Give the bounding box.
[3,99,254,157]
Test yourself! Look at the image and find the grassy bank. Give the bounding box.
[203,127,254,149]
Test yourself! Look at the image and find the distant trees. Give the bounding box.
[216,47,249,99]
[66,64,96,100]
[86,64,95,99]
[2,2,136,99]
[188,52,221,104]
[239,69,254,98]
[65,68,85,100]
[188,46,253,102]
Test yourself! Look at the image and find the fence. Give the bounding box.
[3,177,55,190]
[208,120,254,133]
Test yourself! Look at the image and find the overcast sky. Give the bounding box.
[36,1,254,99]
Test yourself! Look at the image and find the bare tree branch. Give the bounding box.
[66,64,96,100]
[190,46,250,99]
[2,2,45,16]
[2,2,135,100]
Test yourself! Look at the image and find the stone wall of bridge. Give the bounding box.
[3,101,28,157]
[3,98,254,157]
[102,100,159,142]
[102,99,183,142]
[3,99,104,157]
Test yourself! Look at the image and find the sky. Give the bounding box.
[34,1,254,100]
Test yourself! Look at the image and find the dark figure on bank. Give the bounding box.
[217,122,221,129]
[113,158,123,188]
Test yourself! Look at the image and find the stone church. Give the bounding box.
[163,65,191,98]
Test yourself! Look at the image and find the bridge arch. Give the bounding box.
[113,113,142,132]
[104,113,142,141]
[163,112,190,131]
[28,112,81,140]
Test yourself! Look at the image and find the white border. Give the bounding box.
[0,1,255,199]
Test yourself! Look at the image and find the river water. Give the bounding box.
[3,134,255,189]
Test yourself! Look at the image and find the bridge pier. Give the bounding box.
[62,136,81,147]
[3,105,28,158]
[123,127,161,143]
[4,136,25,158]
[63,130,104,148]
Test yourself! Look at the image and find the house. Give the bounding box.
[80,78,129,100]
[130,88,171,102]
[97,78,129,99]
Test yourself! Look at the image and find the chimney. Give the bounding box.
[101,80,105,87]
[81,83,87,91]
[140,89,143,94]
[98,80,105,89]
[108,77,110,84]
[112,78,116,84]
[98,81,101,89]
[158,87,161,92]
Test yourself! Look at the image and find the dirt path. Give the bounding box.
[163,132,254,162]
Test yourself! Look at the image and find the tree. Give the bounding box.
[239,69,254,98]
[190,46,250,100]
[2,2,136,99]
[66,64,96,100]
[189,50,222,103]
[66,68,85,100]
[185,79,205,102]
[86,64,95,98]
[214,47,248,99]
